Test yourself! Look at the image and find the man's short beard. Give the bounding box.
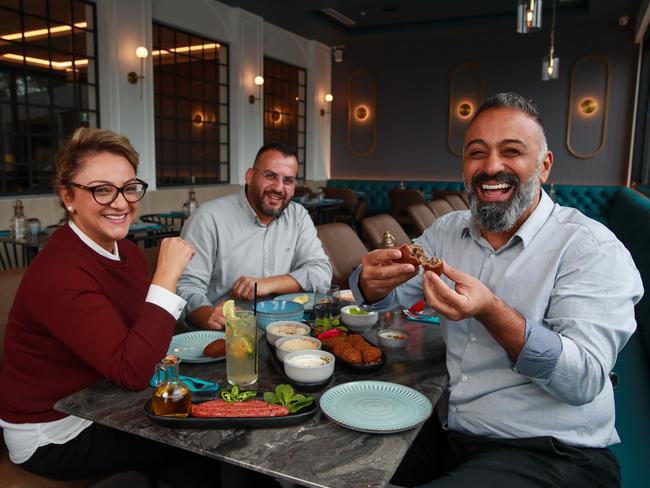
[251,187,289,218]
[465,164,541,233]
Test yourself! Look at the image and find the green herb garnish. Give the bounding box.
[348,306,369,315]
[220,385,257,403]
[263,384,314,413]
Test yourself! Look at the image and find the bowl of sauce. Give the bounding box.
[283,350,335,383]
[266,321,311,346]
[377,329,410,349]
[275,336,322,362]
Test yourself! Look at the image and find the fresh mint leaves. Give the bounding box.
[263,384,314,413]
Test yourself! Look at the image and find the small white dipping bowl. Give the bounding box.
[275,335,322,362]
[341,305,379,332]
[283,350,335,384]
[266,321,311,346]
[378,328,410,349]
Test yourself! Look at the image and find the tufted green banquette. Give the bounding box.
[605,188,650,488]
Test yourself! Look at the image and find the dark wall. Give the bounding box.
[330,14,639,185]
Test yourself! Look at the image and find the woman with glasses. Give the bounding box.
[0,128,224,486]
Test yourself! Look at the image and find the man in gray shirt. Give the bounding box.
[351,93,642,487]
[178,142,332,330]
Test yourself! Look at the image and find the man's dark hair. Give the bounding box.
[471,92,545,130]
[253,141,298,167]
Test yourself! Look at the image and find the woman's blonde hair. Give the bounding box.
[55,128,140,210]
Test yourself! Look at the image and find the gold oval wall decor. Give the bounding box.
[448,63,484,157]
[566,54,610,158]
[347,70,377,157]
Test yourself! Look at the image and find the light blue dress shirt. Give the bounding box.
[350,191,643,447]
[178,189,332,318]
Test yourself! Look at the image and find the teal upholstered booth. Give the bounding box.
[327,179,649,487]
[606,188,650,488]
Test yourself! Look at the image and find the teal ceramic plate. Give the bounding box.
[320,381,432,434]
[167,331,226,364]
[274,293,317,310]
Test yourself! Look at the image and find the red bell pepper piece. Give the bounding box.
[317,328,344,340]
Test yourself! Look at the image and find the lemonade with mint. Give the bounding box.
[224,301,258,386]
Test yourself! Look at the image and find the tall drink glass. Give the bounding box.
[225,310,258,386]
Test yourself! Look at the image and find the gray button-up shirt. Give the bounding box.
[178,189,332,317]
[351,191,643,447]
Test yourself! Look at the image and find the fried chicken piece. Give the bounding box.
[321,335,347,349]
[332,340,362,364]
[346,334,366,348]
[360,343,382,364]
[347,334,382,364]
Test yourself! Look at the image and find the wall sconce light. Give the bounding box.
[354,105,369,121]
[579,97,598,116]
[542,1,559,81]
[270,110,282,124]
[249,75,264,104]
[321,93,333,116]
[517,0,542,33]
[457,101,473,118]
[193,113,204,126]
[127,46,148,99]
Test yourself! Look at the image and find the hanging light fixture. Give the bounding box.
[542,1,559,80]
[517,0,542,33]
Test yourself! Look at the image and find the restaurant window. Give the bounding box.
[152,23,229,187]
[0,0,99,195]
[263,57,306,180]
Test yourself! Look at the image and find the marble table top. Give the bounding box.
[55,318,448,488]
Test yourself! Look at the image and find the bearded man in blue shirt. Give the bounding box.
[351,92,643,487]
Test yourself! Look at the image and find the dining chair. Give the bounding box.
[360,214,411,250]
[407,204,435,235]
[316,223,368,289]
[389,189,425,229]
[293,186,315,199]
[444,194,469,210]
[140,213,185,232]
[0,240,30,270]
[322,187,366,225]
[126,229,180,249]
[427,199,456,218]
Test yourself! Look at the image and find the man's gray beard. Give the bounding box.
[466,166,541,233]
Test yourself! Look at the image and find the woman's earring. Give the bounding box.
[67,206,74,212]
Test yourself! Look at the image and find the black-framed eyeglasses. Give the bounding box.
[69,179,148,205]
[255,169,297,186]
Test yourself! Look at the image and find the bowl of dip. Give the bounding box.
[341,305,379,332]
[377,328,410,349]
[275,336,322,362]
[266,321,311,346]
[283,350,335,384]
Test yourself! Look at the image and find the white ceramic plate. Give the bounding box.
[167,331,226,364]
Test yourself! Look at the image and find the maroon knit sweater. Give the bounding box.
[0,225,174,423]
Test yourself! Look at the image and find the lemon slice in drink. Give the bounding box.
[223,299,236,321]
